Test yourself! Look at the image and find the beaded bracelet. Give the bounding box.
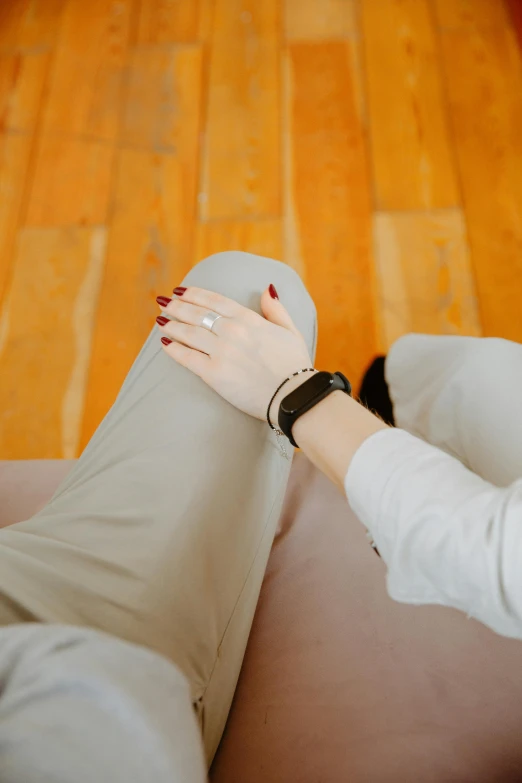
[266,368,316,432]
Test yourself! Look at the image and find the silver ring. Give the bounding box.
[201,311,223,333]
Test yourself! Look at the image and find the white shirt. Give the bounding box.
[345,428,522,640]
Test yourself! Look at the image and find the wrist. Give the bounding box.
[268,369,318,431]
[293,391,388,488]
[292,389,355,442]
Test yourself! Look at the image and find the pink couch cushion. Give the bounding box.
[0,460,75,528]
[210,453,522,782]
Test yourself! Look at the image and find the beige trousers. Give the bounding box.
[0,251,317,762]
[386,333,522,486]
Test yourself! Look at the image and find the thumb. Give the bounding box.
[261,284,300,335]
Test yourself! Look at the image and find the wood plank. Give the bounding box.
[82,41,203,444]
[201,0,280,220]
[284,0,357,40]
[195,219,282,262]
[26,135,114,226]
[79,148,200,449]
[0,227,107,459]
[42,0,132,141]
[506,0,522,51]
[361,0,458,210]
[374,210,482,350]
[136,0,214,44]
[0,135,33,305]
[0,0,65,53]
[121,43,203,151]
[0,3,25,52]
[440,24,522,341]
[0,51,48,303]
[0,51,49,131]
[286,41,378,387]
[433,0,510,30]
[137,0,199,43]
[198,0,214,42]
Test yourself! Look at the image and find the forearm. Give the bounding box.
[288,385,522,638]
[345,426,522,637]
[291,390,388,491]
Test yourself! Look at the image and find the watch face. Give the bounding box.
[281,371,334,414]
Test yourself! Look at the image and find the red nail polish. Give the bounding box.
[156,316,169,326]
[173,286,187,296]
[269,284,279,300]
[161,337,172,346]
[156,296,171,307]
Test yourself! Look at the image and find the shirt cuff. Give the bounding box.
[344,428,429,562]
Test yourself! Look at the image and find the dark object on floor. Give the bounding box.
[358,356,395,426]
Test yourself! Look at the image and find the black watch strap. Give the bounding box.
[278,371,352,447]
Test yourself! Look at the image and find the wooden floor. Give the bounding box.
[1,0,522,459]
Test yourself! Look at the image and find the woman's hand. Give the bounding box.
[156,284,313,423]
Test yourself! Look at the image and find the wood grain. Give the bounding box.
[361,0,458,210]
[201,0,281,219]
[374,209,482,349]
[0,51,49,131]
[0,0,65,53]
[80,44,203,447]
[433,0,509,30]
[506,0,522,50]
[0,135,32,305]
[80,147,201,448]
[0,227,107,458]
[0,51,49,304]
[42,0,132,142]
[284,0,357,41]
[137,0,200,43]
[198,0,214,41]
[196,218,282,262]
[286,41,377,386]
[26,135,114,226]
[440,23,522,340]
[122,43,203,152]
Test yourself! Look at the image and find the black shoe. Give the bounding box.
[358,356,395,426]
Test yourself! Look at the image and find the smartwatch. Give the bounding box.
[278,371,352,447]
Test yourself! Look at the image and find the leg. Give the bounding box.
[385,334,522,486]
[0,624,206,783]
[0,252,317,762]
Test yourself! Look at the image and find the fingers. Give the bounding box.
[157,285,302,344]
[172,286,246,319]
[158,296,222,329]
[260,285,301,336]
[160,338,211,379]
[158,319,218,355]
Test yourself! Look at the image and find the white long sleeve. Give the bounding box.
[344,428,522,639]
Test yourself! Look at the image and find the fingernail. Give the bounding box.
[161,337,172,346]
[269,284,279,300]
[173,286,187,296]
[156,296,171,307]
[156,316,169,326]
